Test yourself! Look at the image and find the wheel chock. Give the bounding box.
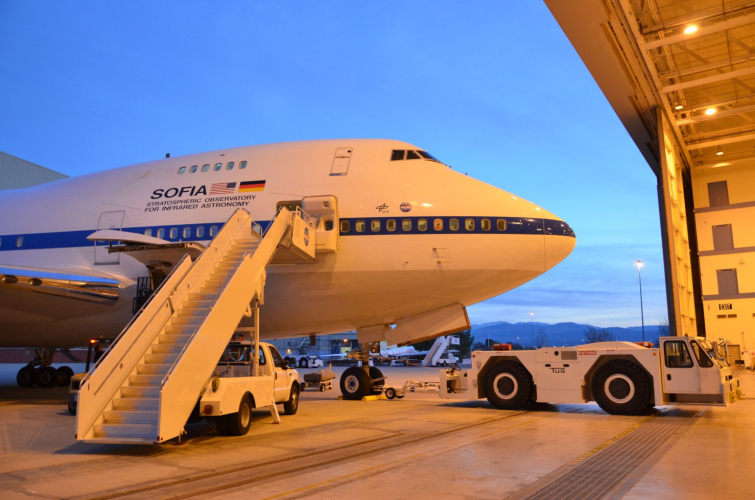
[337,394,388,401]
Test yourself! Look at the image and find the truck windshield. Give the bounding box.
[689,341,714,368]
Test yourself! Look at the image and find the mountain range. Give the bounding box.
[471,321,663,348]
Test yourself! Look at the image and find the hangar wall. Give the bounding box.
[692,162,755,356]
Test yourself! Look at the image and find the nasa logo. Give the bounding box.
[400,202,412,212]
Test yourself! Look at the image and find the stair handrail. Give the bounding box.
[78,253,192,392]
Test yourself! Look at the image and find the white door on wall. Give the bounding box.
[94,211,125,264]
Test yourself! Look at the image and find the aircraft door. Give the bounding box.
[302,195,339,253]
[94,211,125,264]
[330,147,352,176]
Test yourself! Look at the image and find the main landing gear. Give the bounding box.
[16,348,76,388]
[339,341,386,400]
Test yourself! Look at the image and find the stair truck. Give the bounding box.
[439,337,741,415]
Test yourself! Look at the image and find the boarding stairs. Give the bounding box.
[75,207,315,443]
[422,336,451,366]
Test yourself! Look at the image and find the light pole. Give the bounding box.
[635,260,645,342]
[530,311,535,348]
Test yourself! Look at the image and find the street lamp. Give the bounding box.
[530,311,535,348]
[635,260,645,342]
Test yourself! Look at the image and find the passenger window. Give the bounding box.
[213,163,222,171]
[418,219,428,231]
[201,164,210,172]
[324,219,334,231]
[183,227,191,239]
[391,150,405,161]
[465,219,475,231]
[144,229,153,237]
[402,219,412,231]
[691,341,714,368]
[178,167,186,174]
[497,219,507,231]
[226,162,234,170]
[356,220,366,233]
[449,218,459,231]
[387,219,396,232]
[239,160,248,169]
[340,220,350,233]
[16,236,23,248]
[196,226,205,238]
[664,341,694,368]
[481,218,491,231]
[157,228,165,239]
[189,165,198,173]
[0,237,3,247]
[209,225,218,237]
[406,150,421,160]
[169,228,178,239]
[371,220,381,232]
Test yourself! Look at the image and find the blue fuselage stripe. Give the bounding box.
[0,216,574,252]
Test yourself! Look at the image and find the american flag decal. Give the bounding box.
[209,182,236,195]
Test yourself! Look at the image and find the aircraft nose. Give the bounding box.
[544,219,576,271]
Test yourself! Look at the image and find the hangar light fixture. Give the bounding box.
[705,107,717,115]
[674,100,684,110]
[717,147,724,156]
[684,24,699,35]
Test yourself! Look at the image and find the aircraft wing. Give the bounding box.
[0,264,121,304]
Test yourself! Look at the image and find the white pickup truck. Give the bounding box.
[440,337,740,415]
[198,341,301,435]
[283,355,325,369]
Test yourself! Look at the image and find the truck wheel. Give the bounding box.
[485,362,533,410]
[369,367,385,395]
[340,367,372,400]
[385,387,397,399]
[283,384,300,415]
[227,395,253,436]
[591,360,650,415]
[67,396,77,415]
[215,416,230,436]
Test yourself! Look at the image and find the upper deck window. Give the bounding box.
[189,165,198,173]
[226,162,234,170]
[239,161,248,169]
[178,167,186,174]
[202,164,210,172]
[213,163,222,171]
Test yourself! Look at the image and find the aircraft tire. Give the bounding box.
[16,366,36,388]
[591,360,650,416]
[385,387,397,399]
[227,395,253,436]
[35,366,59,388]
[283,384,299,415]
[485,362,533,410]
[68,396,77,415]
[369,366,385,395]
[57,366,74,387]
[340,367,372,400]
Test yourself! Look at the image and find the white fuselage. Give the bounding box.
[0,139,575,347]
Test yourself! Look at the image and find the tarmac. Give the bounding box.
[0,363,752,499]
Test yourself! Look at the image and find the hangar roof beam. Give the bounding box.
[644,11,755,49]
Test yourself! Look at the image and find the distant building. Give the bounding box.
[0,151,67,190]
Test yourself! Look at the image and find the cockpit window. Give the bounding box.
[406,150,421,160]
[391,149,445,165]
[418,151,439,162]
[391,150,405,161]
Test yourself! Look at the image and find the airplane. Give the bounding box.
[0,139,575,398]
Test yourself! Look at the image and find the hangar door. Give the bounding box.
[657,110,699,338]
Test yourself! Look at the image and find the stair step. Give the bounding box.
[171,316,203,326]
[165,324,197,335]
[188,292,219,302]
[182,299,214,309]
[113,397,159,411]
[94,423,157,440]
[151,343,184,355]
[136,363,172,375]
[121,385,160,398]
[177,307,211,317]
[130,374,163,386]
[103,410,159,425]
[145,352,179,365]
[158,333,191,344]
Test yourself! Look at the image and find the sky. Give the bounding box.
[0,1,667,328]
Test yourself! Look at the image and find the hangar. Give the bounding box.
[547,0,755,360]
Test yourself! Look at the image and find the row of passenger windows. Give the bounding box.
[340,218,507,233]
[145,225,218,240]
[178,161,248,175]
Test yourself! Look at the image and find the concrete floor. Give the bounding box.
[0,363,752,499]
